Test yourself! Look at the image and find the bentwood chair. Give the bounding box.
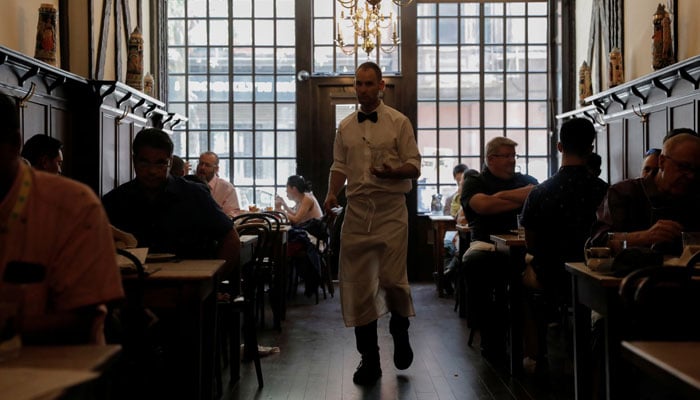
[317,212,340,299]
[264,210,289,224]
[233,213,282,329]
[620,265,700,341]
[216,222,268,391]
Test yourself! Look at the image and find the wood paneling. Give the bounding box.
[0,45,183,195]
[558,55,700,184]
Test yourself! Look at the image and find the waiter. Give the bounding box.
[324,61,421,386]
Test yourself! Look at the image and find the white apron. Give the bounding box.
[339,192,415,327]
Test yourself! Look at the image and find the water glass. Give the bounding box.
[607,232,627,256]
[682,232,700,254]
[516,214,525,239]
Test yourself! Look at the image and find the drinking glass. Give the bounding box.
[607,232,627,256]
[681,232,700,254]
[516,214,525,239]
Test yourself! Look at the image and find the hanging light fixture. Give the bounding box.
[335,0,414,57]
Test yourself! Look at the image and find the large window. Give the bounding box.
[166,0,296,209]
[164,1,555,213]
[415,1,550,213]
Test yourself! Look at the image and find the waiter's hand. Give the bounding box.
[323,194,338,215]
[370,163,395,179]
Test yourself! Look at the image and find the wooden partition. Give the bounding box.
[0,45,186,196]
[557,55,700,184]
[0,45,87,177]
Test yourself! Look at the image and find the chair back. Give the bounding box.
[264,210,289,224]
[619,266,700,340]
[235,222,270,293]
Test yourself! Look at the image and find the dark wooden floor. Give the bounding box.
[225,282,575,400]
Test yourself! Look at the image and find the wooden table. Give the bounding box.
[490,233,527,376]
[122,259,225,400]
[0,344,121,400]
[428,215,456,297]
[622,341,700,400]
[455,224,471,255]
[565,262,624,400]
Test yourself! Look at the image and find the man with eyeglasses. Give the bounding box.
[102,128,240,267]
[196,151,241,217]
[641,148,661,178]
[591,129,700,254]
[459,136,538,362]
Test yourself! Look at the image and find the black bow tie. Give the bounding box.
[358,111,378,123]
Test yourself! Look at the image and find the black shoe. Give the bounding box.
[353,360,382,385]
[392,331,413,370]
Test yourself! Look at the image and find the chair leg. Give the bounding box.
[468,328,475,347]
[242,300,264,387]
[256,278,266,328]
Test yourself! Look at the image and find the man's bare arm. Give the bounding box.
[323,170,347,213]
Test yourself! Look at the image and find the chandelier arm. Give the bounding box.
[338,0,359,10]
[335,0,405,57]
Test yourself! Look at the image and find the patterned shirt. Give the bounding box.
[521,165,608,268]
[0,163,123,320]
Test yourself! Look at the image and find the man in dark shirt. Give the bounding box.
[102,128,240,274]
[521,118,608,295]
[519,118,608,367]
[460,136,537,358]
[21,134,63,174]
[591,129,700,255]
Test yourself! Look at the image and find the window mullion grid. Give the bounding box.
[478,3,485,168]
[251,0,257,203]
[273,2,279,198]
[435,8,441,192]
[228,0,234,181]
[183,9,191,163]
[500,9,506,142]
[524,4,530,174]
[206,2,212,153]
[457,7,462,167]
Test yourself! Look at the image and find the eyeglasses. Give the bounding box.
[134,159,171,170]
[490,153,518,160]
[664,155,700,175]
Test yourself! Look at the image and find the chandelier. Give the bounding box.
[335,0,414,57]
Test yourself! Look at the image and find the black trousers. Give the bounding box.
[354,313,410,359]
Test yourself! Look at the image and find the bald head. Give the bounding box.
[663,132,700,155]
[657,132,700,195]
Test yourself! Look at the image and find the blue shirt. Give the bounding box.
[102,175,233,259]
